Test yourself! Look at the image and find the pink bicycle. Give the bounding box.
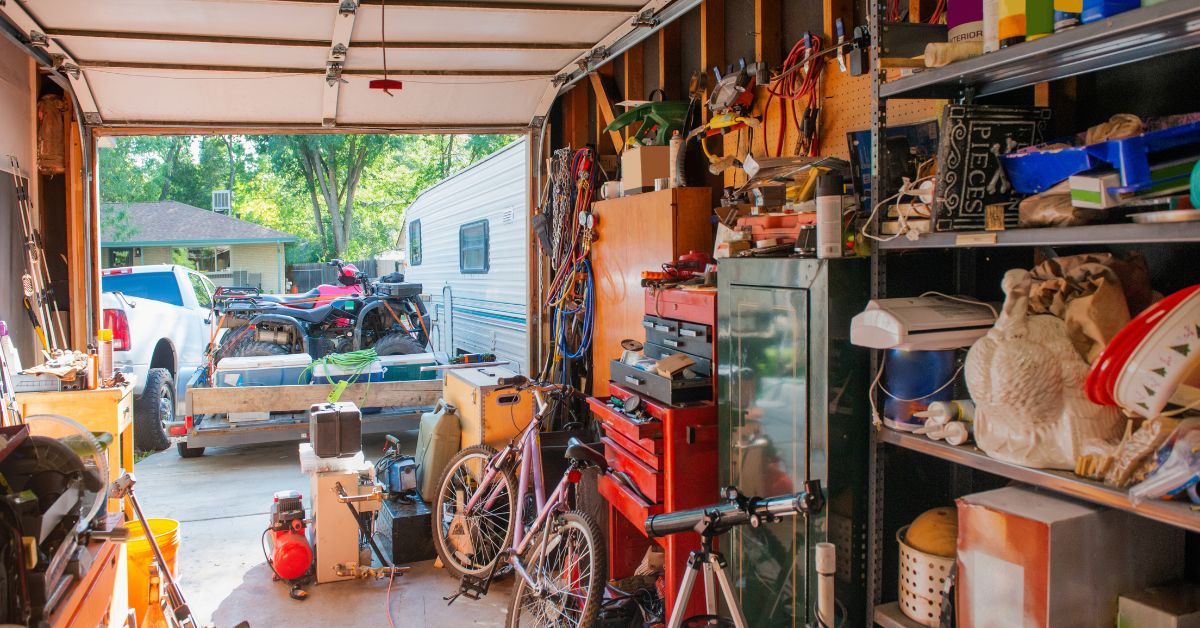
[432,376,608,628]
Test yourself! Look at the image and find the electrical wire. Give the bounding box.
[767,34,828,157]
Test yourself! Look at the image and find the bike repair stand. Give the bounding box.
[667,512,749,628]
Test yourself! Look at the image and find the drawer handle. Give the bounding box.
[642,321,653,328]
[624,375,644,386]
[654,325,671,332]
[679,329,699,338]
[664,339,681,348]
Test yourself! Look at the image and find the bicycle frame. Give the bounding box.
[460,388,582,593]
[462,389,549,548]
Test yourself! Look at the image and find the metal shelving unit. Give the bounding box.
[865,0,1200,623]
[880,0,1200,99]
[878,220,1200,250]
[880,429,1200,534]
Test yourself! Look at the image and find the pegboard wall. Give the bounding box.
[723,60,943,187]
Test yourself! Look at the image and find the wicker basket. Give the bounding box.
[897,525,955,627]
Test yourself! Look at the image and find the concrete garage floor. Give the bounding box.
[133,431,511,627]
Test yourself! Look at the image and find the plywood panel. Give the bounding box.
[591,187,712,396]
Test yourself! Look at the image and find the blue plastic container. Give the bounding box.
[1081,0,1139,22]
[1000,120,1200,194]
[882,349,957,431]
[214,354,313,387]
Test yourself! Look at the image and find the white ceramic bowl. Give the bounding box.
[1115,289,1200,418]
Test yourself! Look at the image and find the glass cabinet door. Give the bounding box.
[719,282,810,628]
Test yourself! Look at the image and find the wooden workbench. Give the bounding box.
[17,380,136,517]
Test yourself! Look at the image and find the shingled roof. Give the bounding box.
[102,200,298,247]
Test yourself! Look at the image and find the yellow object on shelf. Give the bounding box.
[126,518,181,627]
[906,506,958,558]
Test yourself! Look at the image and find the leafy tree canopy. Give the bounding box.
[99,133,517,262]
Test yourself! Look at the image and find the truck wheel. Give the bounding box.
[176,442,206,458]
[374,333,424,356]
[134,368,174,452]
[229,341,290,357]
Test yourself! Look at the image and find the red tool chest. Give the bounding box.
[589,387,718,620]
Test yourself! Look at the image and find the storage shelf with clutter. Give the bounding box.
[880,0,1200,100]
[879,428,1200,534]
[865,0,1200,616]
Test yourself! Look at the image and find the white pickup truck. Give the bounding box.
[101,264,217,455]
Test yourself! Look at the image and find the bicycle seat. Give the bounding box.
[564,438,608,473]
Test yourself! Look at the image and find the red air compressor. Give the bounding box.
[266,490,313,599]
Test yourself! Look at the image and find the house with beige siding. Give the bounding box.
[101,200,298,292]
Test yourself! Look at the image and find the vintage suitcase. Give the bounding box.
[374,497,435,564]
[308,402,362,458]
[414,400,461,499]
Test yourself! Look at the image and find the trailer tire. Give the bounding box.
[374,333,424,356]
[176,442,205,458]
[134,368,174,452]
[229,341,290,357]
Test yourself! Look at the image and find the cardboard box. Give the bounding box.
[1120,583,1200,628]
[621,144,671,195]
[653,353,695,378]
[957,487,1184,628]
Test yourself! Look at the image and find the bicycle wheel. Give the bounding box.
[432,445,517,579]
[506,510,606,628]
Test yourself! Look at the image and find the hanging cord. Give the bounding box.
[767,34,828,157]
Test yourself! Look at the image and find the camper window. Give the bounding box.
[409,219,422,266]
[459,219,489,274]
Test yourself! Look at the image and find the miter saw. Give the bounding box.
[689,59,768,174]
[0,415,114,625]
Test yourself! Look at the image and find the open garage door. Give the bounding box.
[0,0,697,132]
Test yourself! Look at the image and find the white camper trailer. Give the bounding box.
[400,138,529,372]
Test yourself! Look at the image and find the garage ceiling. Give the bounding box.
[1,0,681,132]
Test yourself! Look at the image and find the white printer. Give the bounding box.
[850,295,996,351]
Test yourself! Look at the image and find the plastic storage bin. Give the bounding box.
[378,353,439,381]
[311,360,384,385]
[215,354,313,387]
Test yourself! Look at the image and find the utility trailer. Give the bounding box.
[178,375,441,457]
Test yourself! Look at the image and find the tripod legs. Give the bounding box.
[667,549,749,628]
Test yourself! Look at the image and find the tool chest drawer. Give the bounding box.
[598,473,662,525]
[588,395,663,454]
[646,289,716,327]
[609,360,712,405]
[644,326,714,358]
[644,342,711,375]
[641,314,680,335]
[603,436,663,503]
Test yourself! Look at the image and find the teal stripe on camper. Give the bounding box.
[454,306,527,325]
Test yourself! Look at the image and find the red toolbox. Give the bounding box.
[591,382,718,620]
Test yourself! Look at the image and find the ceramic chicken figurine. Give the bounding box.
[965,269,1123,469]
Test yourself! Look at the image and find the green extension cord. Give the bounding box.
[301,348,380,402]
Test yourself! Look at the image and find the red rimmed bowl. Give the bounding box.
[1087,284,1200,406]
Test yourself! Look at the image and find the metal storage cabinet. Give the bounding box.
[717,258,870,628]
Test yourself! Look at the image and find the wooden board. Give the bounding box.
[591,187,713,397]
[188,379,443,414]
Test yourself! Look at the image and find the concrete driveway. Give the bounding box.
[132,431,511,627]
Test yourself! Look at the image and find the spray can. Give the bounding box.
[982,0,1000,52]
[816,172,845,259]
[668,130,685,188]
[1026,0,1055,39]
[1053,0,1082,30]
[0,321,22,374]
[98,328,114,384]
[997,0,1026,48]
